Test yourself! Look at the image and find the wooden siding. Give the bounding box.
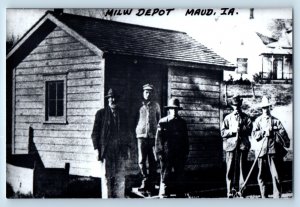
[168,66,223,170]
[13,26,104,177]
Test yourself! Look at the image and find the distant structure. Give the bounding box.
[257,29,292,82]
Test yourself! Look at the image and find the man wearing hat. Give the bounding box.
[155,97,189,197]
[221,94,252,198]
[252,96,290,198]
[91,88,130,198]
[135,84,161,193]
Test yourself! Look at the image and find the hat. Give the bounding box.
[143,84,154,91]
[105,88,118,98]
[260,96,272,108]
[165,98,183,110]
[230,94,243,106]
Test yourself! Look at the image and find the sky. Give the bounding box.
[6,8,292,80]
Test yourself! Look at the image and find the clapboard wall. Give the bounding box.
[13,26,104,176]
[168,66,223,170]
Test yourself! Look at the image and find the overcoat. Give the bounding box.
[155,116,189,161]
[91,106,129,160]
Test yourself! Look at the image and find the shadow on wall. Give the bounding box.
[7,126,101,198]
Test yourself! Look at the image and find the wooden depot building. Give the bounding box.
[7,10,235,179]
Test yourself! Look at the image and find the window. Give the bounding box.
[43,74,67,124]
[262,57,272,79]
[46,81,64,118]
[283,57,293,79]
[274,58,283,79]
[262,55,293,80]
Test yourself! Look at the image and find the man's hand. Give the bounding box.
[158,153,165,162]
[237,125,248,134]
[95,149,103,162]
[263,128,272,137]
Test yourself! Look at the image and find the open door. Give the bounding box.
[104,57,168,173]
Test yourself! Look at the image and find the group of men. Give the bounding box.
[221,95,290,198]
[91,84,290,199]
[91,84,189,198]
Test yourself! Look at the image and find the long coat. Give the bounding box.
[91,106,129,160]
[155,116,189,161]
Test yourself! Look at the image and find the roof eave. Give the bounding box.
[105,52,236,71]
[7,12,103,64]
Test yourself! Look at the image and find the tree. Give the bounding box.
[6,34,19,54]
[7,9,115,54]
[267,19,293,40]
[63,9,115,21]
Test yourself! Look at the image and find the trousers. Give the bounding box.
[225,149,248,196]
[159,156,185,195]
[101,138,126,198]
[137,138,157,188]
[257,154,283,198]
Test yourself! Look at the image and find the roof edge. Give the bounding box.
[105,52,236,71]
[7,11,103,61]
[47,14,103,57]
[49,11,187,35]
[7,12,51,59]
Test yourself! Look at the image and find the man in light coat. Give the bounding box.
[136,84,161,193]
[252,96,290,198]
[91,89,130,198]
[221,95,252,198]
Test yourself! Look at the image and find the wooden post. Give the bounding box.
[224,83,228,105]
[251,82,256,99]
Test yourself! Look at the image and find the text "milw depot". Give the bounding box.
[105,9,175,16]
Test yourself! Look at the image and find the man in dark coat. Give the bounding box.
[221,95,252,198]
[155,98,189,197]
[252,96,290,198]
[91,88,130,198]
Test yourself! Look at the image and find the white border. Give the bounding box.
[1,1,299,207]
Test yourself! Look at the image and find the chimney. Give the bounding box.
[54,9,64,15]
[249,8,254,19]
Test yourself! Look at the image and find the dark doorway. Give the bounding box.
[104,57,168,172]
[128,63,168,120]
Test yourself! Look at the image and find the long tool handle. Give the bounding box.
[240,137,267,193]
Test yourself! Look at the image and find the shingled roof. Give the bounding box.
[51,12,234,68]
[256,32,277,45]
[7,11,235,69]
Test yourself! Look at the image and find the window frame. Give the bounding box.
[43,73,67,124]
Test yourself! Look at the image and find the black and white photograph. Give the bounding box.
[6,8,293,199]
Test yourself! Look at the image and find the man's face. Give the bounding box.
[143,90,152,101]
[232,104,240,111]
[108,96,117,108]
[168,108,178,117]
[262,106,270,114]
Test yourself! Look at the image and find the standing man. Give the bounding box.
[91,88,130,198]
[252,96,290,198]
[155,98,189,197]
[135,84,161,193]
[221,95,252,198]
